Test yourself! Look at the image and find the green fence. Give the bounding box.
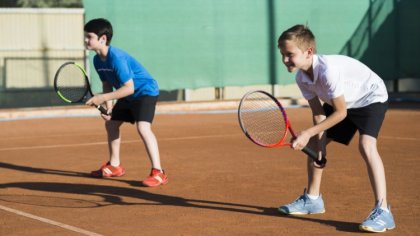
[84,0,420,90]
[340,0,420,89]
[84,0,419,92]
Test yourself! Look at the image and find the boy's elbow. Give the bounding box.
[128,88,135,95]
[338,110,347,121]
[123,84,135,95]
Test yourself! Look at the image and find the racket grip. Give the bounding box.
[302,146,327,168]
[96,105,108,115]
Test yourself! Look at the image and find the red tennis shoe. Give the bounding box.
[90,162,125,177]
[142,168,168,187]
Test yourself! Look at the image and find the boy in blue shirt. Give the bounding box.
[84,18,168,187]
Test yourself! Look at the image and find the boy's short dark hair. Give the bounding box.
[278,24,316,53]
[84,18,113,45]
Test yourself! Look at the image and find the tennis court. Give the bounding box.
[0,103,418,235]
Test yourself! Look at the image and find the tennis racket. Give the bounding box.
[238,90,326,167]
[54,61,107,115]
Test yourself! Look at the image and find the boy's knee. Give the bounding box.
[358,137,379,159]
[136,122,152,136]
[105,120,122,133]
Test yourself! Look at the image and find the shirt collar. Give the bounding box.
[299,54,319,84]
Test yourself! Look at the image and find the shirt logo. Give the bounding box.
[98,68,113,72]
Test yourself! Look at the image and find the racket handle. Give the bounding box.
[96,105,108,115]
[302,146,327,168]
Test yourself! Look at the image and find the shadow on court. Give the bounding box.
[0,161,362,233]
[276,212,360,233]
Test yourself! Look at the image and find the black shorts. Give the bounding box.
[111,96,158,124]
[323,101,388,145]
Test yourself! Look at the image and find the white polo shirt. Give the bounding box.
[295,54,388,109]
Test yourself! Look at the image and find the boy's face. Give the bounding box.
[279,40,313,72]
[84,32,106,50]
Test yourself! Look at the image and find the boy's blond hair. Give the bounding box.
[278,24,316,53]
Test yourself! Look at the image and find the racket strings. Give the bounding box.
[239,93,287,146]
[55,65,89,102]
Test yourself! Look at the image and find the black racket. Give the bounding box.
[54,62,107,114]
[238,90,326,167]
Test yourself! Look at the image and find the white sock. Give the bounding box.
[110,159,120,167]
[380,206,389,212]
[307,193,320,200]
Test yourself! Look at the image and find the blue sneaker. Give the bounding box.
[278,189,325,215]
[359,205,396,232]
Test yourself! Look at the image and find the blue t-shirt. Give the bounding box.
[93,46,159,100]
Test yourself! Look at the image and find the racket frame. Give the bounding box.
[238,90,325,166]
[54,61,108,115]
[238,90,290,148]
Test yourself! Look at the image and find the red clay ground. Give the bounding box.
[0,106,419,235]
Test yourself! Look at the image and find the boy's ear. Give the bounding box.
[306,47,314,56]
[99,35,107,44]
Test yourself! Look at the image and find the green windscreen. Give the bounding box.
[83,0,419,92]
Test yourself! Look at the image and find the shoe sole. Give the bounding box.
[142,179,168,187]
[359,225,395,233]
[91,169,125,178]
[278,208,325,215]
[106,172,125,177]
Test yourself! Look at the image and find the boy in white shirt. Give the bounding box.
[277,24,395,233]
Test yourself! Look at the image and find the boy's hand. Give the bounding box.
[98,105,112,120]
[86,94,105,108]
[101,112,112,121]
[291,131,311,150]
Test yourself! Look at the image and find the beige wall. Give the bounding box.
[185,84,303,101]
[0,8,85,89]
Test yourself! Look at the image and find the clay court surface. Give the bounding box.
[0,104,419,235]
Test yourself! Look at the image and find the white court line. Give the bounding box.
[381,136,419,141]
[0,142,108,152]
[0,134,416,152]
[0,133,241,152]
[0,204,102,236]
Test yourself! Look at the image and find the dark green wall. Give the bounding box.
[85,0,380,90]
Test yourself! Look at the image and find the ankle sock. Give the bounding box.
[380,206,389,212]
[307,193,320,200]
[110,160,120,167]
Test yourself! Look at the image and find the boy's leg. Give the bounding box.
[359,134,387,208]
[136,121,162,170]
[90,120,125,177]
[307,159,324,196]
[130,96,167,186]
[106,120,124,166]
[137,121,168,187]
[355,102,394,232]
[278,138,327,215]
[306,135,330,196]
[358,135,395,233]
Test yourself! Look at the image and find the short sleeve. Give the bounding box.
[112,58,133,84]
[323,67,343,99]
[93,56,105,82]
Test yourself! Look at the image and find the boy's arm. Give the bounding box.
[307,97,327,155]
[86,79,135,108]
[102,81,114,113]
[292,95,347,150]
[308,95,347,136]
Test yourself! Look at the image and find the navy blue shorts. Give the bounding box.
[323,101,388,145]
[111,96,158,124]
